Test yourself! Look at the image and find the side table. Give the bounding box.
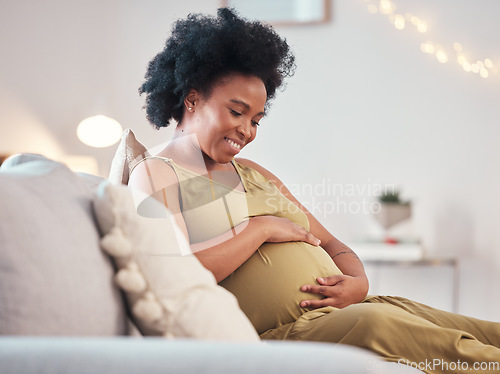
[351,242,459,313]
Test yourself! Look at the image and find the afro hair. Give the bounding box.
[139,7,295,128]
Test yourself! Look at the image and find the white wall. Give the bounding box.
[1,0,499,321]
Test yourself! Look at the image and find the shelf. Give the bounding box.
[351,242,459,312]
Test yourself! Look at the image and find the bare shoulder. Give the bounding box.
[128,157,177,192]
[235,157,311,219]
[235,157,284,187]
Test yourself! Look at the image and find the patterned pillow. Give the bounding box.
[108,129,149,185]
[93,182,259,341]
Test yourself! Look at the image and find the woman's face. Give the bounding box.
[185,74,267,165]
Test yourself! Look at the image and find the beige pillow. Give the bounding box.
[93,182,260,341]
[108,129,149,185]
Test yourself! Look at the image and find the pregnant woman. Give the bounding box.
[128,8,500,374]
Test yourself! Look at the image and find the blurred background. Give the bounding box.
[1,0,499,321]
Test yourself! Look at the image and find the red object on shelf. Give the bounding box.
[384,237,399,244]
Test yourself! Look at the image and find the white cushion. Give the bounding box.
[108,129,149,185]
[93,182,260,341]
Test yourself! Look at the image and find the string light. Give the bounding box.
[393,14,405,30]
[362,0,499,80]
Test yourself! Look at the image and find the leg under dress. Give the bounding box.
[260,296,500,374]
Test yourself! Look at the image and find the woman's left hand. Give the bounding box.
[299,275,369,309]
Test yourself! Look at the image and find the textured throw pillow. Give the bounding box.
[0,155,128,335]
[93,182,260,341]
[108,128,149,185]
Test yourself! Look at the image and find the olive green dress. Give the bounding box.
[136,156,500,374]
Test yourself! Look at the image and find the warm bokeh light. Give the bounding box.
[379,0,395,14]
[435,49,448,64]
[77,115,123,148]
[394,14,405,30]
[363,0,498,80]
[416,21,427,33]
[420,41,435,54]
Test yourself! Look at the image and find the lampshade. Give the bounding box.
[77,115,123,148]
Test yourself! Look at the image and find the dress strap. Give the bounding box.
[129,155,174,176]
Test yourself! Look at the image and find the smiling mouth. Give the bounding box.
[225,137,242,150]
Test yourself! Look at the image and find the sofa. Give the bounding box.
[0,153,420,374]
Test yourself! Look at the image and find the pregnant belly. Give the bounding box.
[219,241,342,334]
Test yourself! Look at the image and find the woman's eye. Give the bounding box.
[252,121,260,127]
[230,109,241,116]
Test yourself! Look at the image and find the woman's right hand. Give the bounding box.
[251,215,321,247]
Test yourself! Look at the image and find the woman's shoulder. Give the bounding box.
[234,158,284,188]
[128,156,177,191]
[130,156,175,176]
[235,157,271,177]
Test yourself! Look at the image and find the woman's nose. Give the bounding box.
[237,122,252,139]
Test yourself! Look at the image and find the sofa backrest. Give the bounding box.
[0,154,129,336]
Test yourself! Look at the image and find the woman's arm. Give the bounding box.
[128,158,190,241]
[194,215,320,282]
[128,158,320,282]
[236,158,369,307]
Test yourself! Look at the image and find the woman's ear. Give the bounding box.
[184,89,198,113]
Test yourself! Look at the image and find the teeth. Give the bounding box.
[225,138,241,149]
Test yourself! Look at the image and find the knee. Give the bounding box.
[342,303,396,342]
[346,303,393,324]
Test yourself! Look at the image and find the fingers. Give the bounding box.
[304,231,321,246]
[260,216,321,245]
[290,221,320,246]
[300,276,362,310]
[300,299,327,309]
[317,275,344,286]
[299,283,338,309]
[300,276,344,294]
[300,284,332,295]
